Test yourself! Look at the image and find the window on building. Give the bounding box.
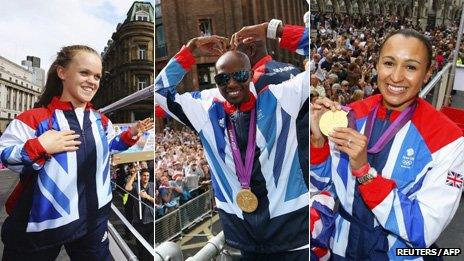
[199,18,213,36]
[138,45,147,60]
[12,90,16,110]
[19,93,22,111]
[155,0,161,18]
[136,11,149,21]
[155,25,167,58]
[197,63,216,90]
[6,88,10,108]
[137,75,149,90]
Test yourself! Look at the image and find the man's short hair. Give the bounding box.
[216,51,251,70]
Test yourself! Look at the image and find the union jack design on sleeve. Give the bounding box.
[446,171,463,189]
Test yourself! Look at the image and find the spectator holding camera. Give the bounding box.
[158,175,178,212]
[170,172,191,204]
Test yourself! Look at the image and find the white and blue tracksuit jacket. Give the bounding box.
[311,95,464,260]
[155,26,309,252]
[0,97,138,250]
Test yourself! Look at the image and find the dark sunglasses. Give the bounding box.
[214,70,250,86]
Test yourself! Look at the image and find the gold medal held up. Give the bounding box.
[236,189,258,213]
[319,110,348,136]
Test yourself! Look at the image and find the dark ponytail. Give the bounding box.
[34,45,100,108]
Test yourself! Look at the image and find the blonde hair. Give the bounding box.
[352,89,365,101]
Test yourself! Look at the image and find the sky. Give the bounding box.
[0,0,154,73]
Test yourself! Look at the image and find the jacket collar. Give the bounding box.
[252,55,273,71]
[223,91,256,115]
[377,97,419,122]
[47,96,94,111]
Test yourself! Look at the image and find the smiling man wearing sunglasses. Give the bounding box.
[214,53,253,107]
[155,21,309,260]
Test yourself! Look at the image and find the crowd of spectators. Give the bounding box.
[154,126,212,218]
[310,12,460,105]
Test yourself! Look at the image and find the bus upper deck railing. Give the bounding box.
[155,188,214,244]
[102,85,154,260]
[419,63,452,109]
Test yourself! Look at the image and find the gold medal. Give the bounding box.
[319,110,348,136]
[236,189,258,213]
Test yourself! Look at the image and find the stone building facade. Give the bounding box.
[93,1,154,123]
[0,56,43,131]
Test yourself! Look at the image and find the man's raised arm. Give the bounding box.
[155,36,228,131]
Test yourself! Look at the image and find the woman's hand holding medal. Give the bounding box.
[311,97,368,170]
[310,97,341,147]
[328,127,368,171]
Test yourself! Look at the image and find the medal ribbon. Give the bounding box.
[227,109,256,189]
[341,106,357,130]
[364,100,417,154]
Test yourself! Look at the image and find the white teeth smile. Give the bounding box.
[82,86,93,92]
[387,84,406,93]
[228,91,240,96]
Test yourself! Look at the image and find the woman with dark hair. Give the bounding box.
[0,45,153,260]
[311,29,464,260]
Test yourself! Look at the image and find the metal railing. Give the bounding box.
[154,232,228,261]
[185,232,225,261]
[100,85,154,260]
[112,181,155,211]
[155,188,214,244]
[109,175,155,260]
[419,63,452,109]
[100,84,154,114]
[111,203,155,256]
[155,241,184,261]
[108,222,138,261]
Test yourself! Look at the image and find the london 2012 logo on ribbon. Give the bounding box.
[446,171,463,189]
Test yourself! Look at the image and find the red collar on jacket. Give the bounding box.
[376,97,420,122]
[47,96,94,111]
[376,102,403,121]
[252,55,273,83]
[223,92,256,115]
[252,55,273,71]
